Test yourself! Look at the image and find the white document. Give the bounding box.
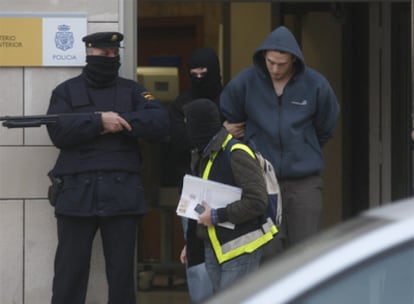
[176,174,242,229]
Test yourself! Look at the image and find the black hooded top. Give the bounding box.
[220,26,340,179]
[187,47,222,100]
[168,47,223,187]
[167,49,223,267]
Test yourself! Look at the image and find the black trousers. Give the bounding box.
[51,215,140,304]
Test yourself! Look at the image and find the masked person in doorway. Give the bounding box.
[169,47,222,303]
[47,32,169,304]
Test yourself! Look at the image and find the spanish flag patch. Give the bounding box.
[141,91,155,100]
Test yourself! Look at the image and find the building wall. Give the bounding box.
[138,1,223,52]
[0,1,344,303]
[0,1,125,303]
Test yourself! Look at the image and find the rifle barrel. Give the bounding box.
[0,114,60,128]
[0,113,94,128]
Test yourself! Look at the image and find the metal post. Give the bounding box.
[411,0,414,196]
[412,0,414,114]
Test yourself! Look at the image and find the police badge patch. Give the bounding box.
[141,91,155,100]
[55,24,74,51]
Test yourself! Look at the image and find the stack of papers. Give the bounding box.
[176,174,242,229]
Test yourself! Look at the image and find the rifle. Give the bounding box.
[0,113,93,128]
[0,114,60,128]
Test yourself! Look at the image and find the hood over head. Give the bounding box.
[253,26,305,76]
[183,98,222,152]
[188,48,222,99]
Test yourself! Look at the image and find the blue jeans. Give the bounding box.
[181,218,213,303]
[204,243,263,292]
[186,263,214,303]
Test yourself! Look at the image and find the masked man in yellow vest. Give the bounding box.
[182,98,277,293]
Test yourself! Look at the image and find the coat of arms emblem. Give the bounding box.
[55,24,74,51]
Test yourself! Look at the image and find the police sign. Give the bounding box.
[0,13,87,67]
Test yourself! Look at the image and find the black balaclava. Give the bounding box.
[183,98,222,152]
[83,55,121,87]
[188,48,222,100]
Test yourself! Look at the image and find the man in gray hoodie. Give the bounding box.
[221,26,340,250]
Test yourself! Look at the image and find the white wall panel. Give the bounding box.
[0,147,58,198]
[25,68,81,116]
[0,68,24,145]
[0,200,23,304]
[0,1,118,22]
[24,204,108,304]
[24,200,55,304]
[24,68,81,146]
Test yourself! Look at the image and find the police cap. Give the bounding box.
[82,32,124,48]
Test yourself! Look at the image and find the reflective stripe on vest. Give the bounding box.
[229,144,278,236]
[202,134,277,264]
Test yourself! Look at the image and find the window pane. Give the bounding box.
[294,241,414,304]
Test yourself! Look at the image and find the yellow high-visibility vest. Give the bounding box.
[202,134,277,264]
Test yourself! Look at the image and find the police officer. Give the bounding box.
[170,48,222,303]
[183,98,275,293]
[46,32,170,304]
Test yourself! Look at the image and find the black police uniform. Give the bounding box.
[47,32,170,304]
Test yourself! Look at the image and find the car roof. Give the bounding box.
[205,197,414,304]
